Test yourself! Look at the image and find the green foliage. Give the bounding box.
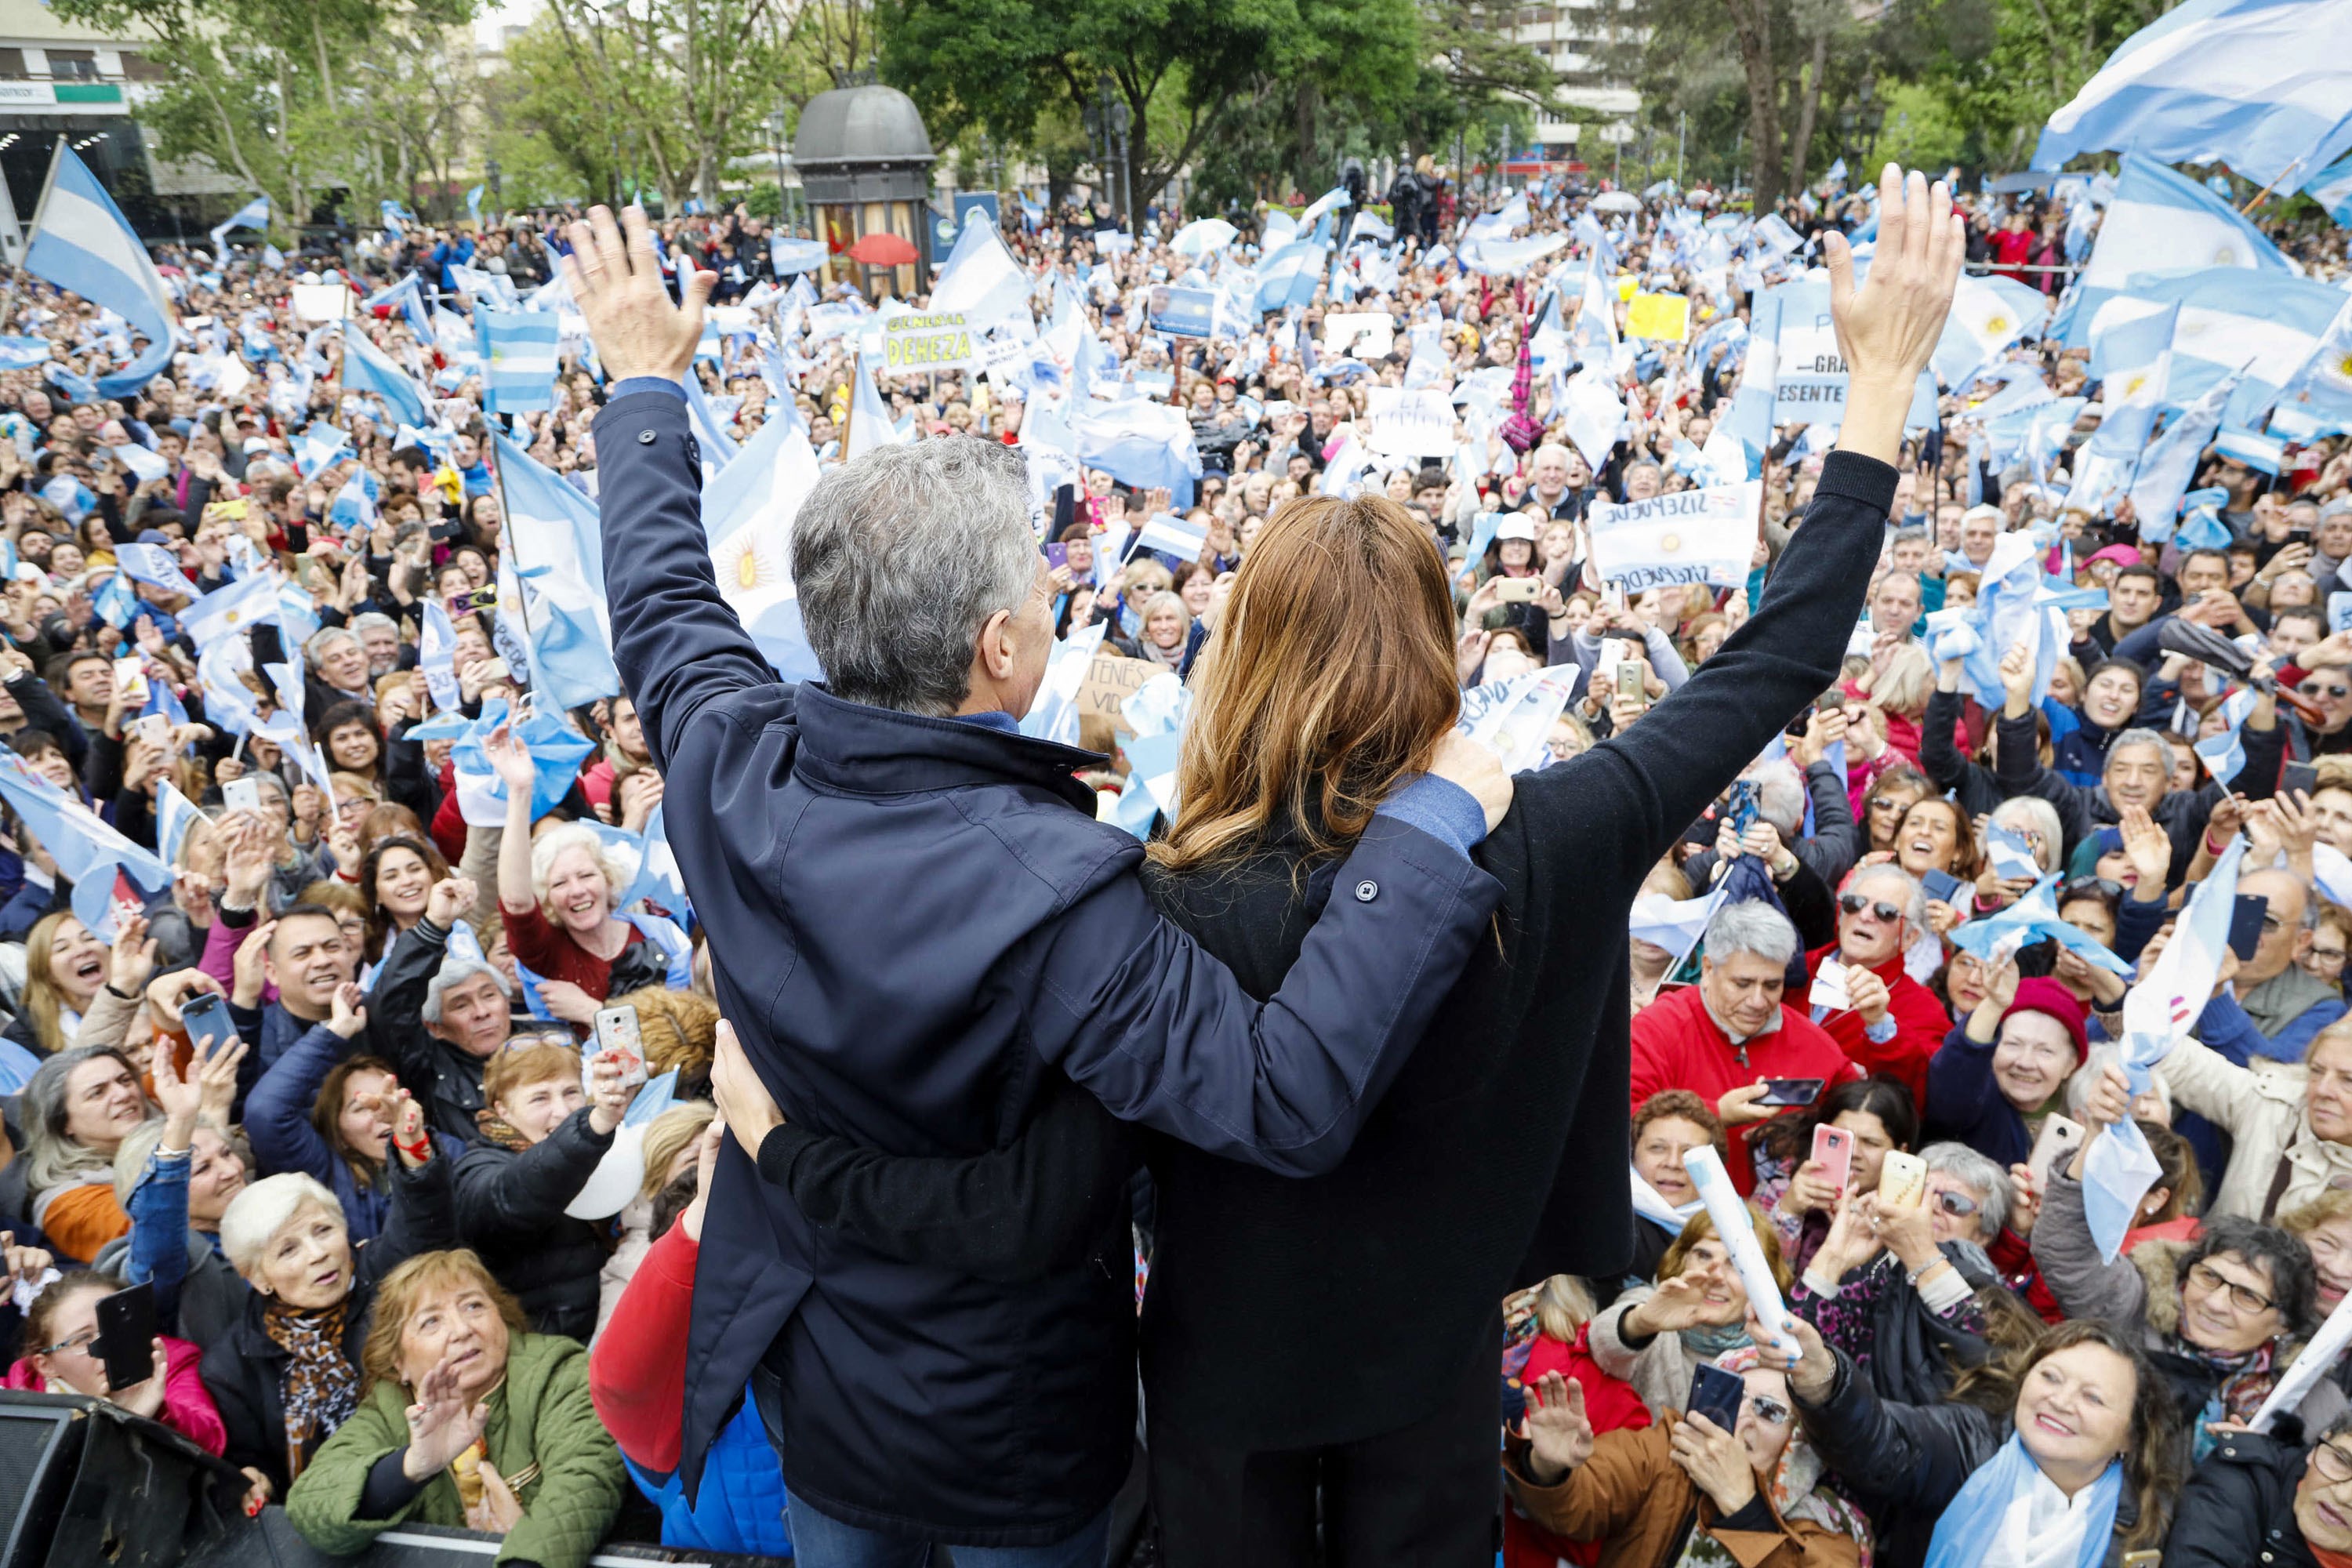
[1886,0,2168,171]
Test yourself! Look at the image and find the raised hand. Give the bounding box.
[401,1350,492,1482]
[1670,1411,1757,1514]
[559,205,716,385]
[390,1090,434,1169]
[483,721,539,791]
[1522,1371,1592,1483]
[1826,165,1965,464]
[108,910,158,998]
[711,1018,786,1159]
[426,875,478,930]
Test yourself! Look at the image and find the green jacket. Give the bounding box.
[285,1330,623,1568]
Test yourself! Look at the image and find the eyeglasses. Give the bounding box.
[35,1328,98,1359]
[2301,681,2352,699]
[1933,1189,1980,1219]
[2316,1441,2352,1484]
[2187,1260,2276,1316]
[1866,796,1909,814]
[1838,893,1902,923]
[1746,1394,1793,1427]
[2060,877,2123,903]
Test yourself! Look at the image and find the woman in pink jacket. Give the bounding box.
[8,1269,229,1459]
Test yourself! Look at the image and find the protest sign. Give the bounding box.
[1076,652,1162,752]
[1323,312,1395,358]
[880,310,978,373]
[290,283,353,322]
[1625,293,1691,343]
[1769,284,1848,421]
[2330,590,2352,635]
[1585,481,1762,592]
[1364,387,1456,459]
[1147,285,1217,339]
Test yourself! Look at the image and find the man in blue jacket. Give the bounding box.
[560,205,1511,1565]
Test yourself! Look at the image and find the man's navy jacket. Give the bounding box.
[593,390,1503,1546]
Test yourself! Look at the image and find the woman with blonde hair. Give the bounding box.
[485,724,661,1005]
[3,911,112,1062]
[724,173,1967,1562]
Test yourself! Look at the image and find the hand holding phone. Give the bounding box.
[1494,577,1543,603]
[590,1005,648,1088]
[2228,894,2270,962]
[1810,1124,1854,1193]
[1686,1362,1746,1432]
[1758,1077,1824,1108]
[223,777,262,815]
[94,1281,158,1396]
[1878,1151,1929,1210]
[2027,1114,2087,1189]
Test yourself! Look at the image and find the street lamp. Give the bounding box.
[485,154,502,218]
[1109,97,1131,230]
[766,109,793,231]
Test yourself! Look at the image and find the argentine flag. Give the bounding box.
[2032,0,2352,189]
[2267,299,2352,441]
[700,414,824,684]
[22,146,174,397]
[339,323,430,427]
[181,571,281,650]
[2307,154,2352,227]
[2103,268,2350,427]
[492,431,622,712]
[2065,154,2296,344]
[209,194,269,254]
[1254,240,1327,314]
[929,216,1032,329]
[476,310,560,413]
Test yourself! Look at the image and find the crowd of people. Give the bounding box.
[0,137,2343,1568]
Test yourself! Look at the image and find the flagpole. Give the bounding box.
[2238,158,2303,216]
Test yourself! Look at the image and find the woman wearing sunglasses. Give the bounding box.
[2164,1411,2352,1568]
[1508,1344,1871,1568]
[2031,1059,2344,1462]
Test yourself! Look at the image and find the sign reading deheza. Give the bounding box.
[881,310,976,372]
[1584,481,1762,591]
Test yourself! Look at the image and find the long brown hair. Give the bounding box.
[1948,1316,2180,1552]
[1149,494,1459,871]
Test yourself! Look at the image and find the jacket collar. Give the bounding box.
[793,684,1105,813]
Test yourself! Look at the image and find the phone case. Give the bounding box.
[590,1007,648,1087]
[1879,1151,1929,1209]
[1686,1362,1746,1431]
[2027,1114,2087,1185]
[95,1283,157,1393]
[1811,1125,1854,1192]
[180,993,235,1054]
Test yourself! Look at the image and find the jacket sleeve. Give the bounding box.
[1918,688,1973,793]
[2158,1436,2290,1568]
[588,1221,697,1474]
[1792,1345,1984,1516]
[454,1112,615,1239]
[757,1069,1134,1283]
[244,1022,350,1185]
[1500,1425,1657,1542]
[72,983,143,1051]
[365,917,451,1085]
[2154,1033,2264,1134]
[1992,703,2092,842]
[124,1148,193,1331]
[1018,810,1504,1178]
[1923,1022,2005,1146]
[283,1392,417,1554]
[1515,452,1895,895]
[358,1147,458,1290]
[1798,761,1860,887]
[499,1344,625,1568]
[162,1338,228,1456]
[591,391,786,775]
[2029,1167,2151,1330]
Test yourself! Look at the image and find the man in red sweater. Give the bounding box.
[1629,900,1862,1194]
[1802,862,1950,1112]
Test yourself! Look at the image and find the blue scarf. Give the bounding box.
[1924,1432,2121,1568]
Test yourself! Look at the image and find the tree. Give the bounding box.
[51,0,477,229]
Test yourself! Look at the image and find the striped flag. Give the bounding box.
[22,146,174,397]
[476,310,561,413]
[338,323,430,426]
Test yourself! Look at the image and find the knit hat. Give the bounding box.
[2002,977,2089,1061]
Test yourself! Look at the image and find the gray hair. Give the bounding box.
[1990,796,2064,873]
[1892,526,1930,548]
[791,435,1040,716]
[21,1047,156,1199]
[423,956,513,1028]
[112,1114,238,1210]
[1846,862,1928,929]
[304,625,363,673]
[1744,760,1806,840]
[1921,1140,2011,1237]
[220,1172,344,1276]
[2109,727,2171,769]
[350,611,399,640]
[1702,901,1798,967]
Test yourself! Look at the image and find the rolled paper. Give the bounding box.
[1681,1143,1794,1352]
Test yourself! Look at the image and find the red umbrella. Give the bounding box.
[848,230,919,267]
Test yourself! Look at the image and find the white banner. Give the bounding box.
[1585,481,1762,592]
[1364,387,1455,459]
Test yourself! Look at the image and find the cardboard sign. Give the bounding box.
[1365,387,1456,458]
[290,284,354,322]
[1323,312,1394,359]
[1626,293,1691,343]
[1147,285,1217,339]
[1076,652,1161,753]
[881,310,978,372]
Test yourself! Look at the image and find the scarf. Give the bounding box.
[2171,1335,2278,1453]
[1679,1322,1751,1361]
[1924,1433,2121,1568]
[263,1298,359,1481]
[2238,964,2341,1040]
[473,1105,534,1153]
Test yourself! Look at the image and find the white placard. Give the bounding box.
[1585,481,1762,592]
[1365,387,1456,459]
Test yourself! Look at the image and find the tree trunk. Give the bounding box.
[1725,0,1784,207]
[1784,28,1827,195]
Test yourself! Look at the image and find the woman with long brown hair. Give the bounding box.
[726,170,1972,1562]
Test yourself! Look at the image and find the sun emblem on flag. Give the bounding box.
[2213,245,2238,265]
[2335,350,2352,380]
[1661,532,1682,554]
[713,528,786,602]
[1984,314,2009,336]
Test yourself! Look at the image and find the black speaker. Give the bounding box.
[0,1391,238,1568]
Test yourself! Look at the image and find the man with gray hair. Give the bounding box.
[1801,862,1947,1105]
[565,205,1510,1558]
[1630,899,1863,1196]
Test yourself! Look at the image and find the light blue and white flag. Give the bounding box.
[1254,240,1327,313]
[1456,668,1577,775]
[1465,232,1569,276]
[1985,822,2043,880]
[0,751,172,891]
[1131,510,1209,563]
[154,779,209,867]
[1585,481,1760,593]
[682,376,742,478]
[1934,274,2049,387]
[702,413,823,683]
[1020,622,1108,749]
[2130,364,2246,531]
[2265,297,2352,441]
[110,441,169,485]
[492,431,622,711]
[0,336,50,371]
[116,541,201,600]
[466,184,485,224]
[338,323,430,426]
[180,571,281,650]
[364,273,434,343]
[1298,185,1352,226]
[418,595,460,713]
[209,194,269,254]
[2194,685,2260,785]
[2032,0,2352,188]
[2100,267,2344,427]
[2067,154,2297,342]
[475,310,561,414]
[930,216,1032,329]
[770,237,827,274]
[22,147,175,397]
[841,357,904,463]
[1072,398,1203,499]
[2307,154,2352,226]
[1630,885,1729,970]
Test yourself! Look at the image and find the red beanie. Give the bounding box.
[2002,977,2089,1060]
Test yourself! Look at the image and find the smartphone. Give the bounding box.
[112,655,149,706]
[1810,1123,1854,1192]
[222,777,262,815]
[447,586,499,618]
[179,991,235,1057]
[94,1281,157,1395]
[1494,577,1543,603]
[2285,760,2320,798]
[1921,869,1963,905]
[1879,1150,1929,1210]
[132,713,171,750]
[1726,779,1762,834]
[1686,1361,1747,1432]
[591,1005,648,1087]
[2027,1113,2087,1189]
[1759,1077,1824,1108]
[1617,661,1648,707]
[477,657,511,683]
[1043,542,1070,572]
[2228,894,2270,962]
